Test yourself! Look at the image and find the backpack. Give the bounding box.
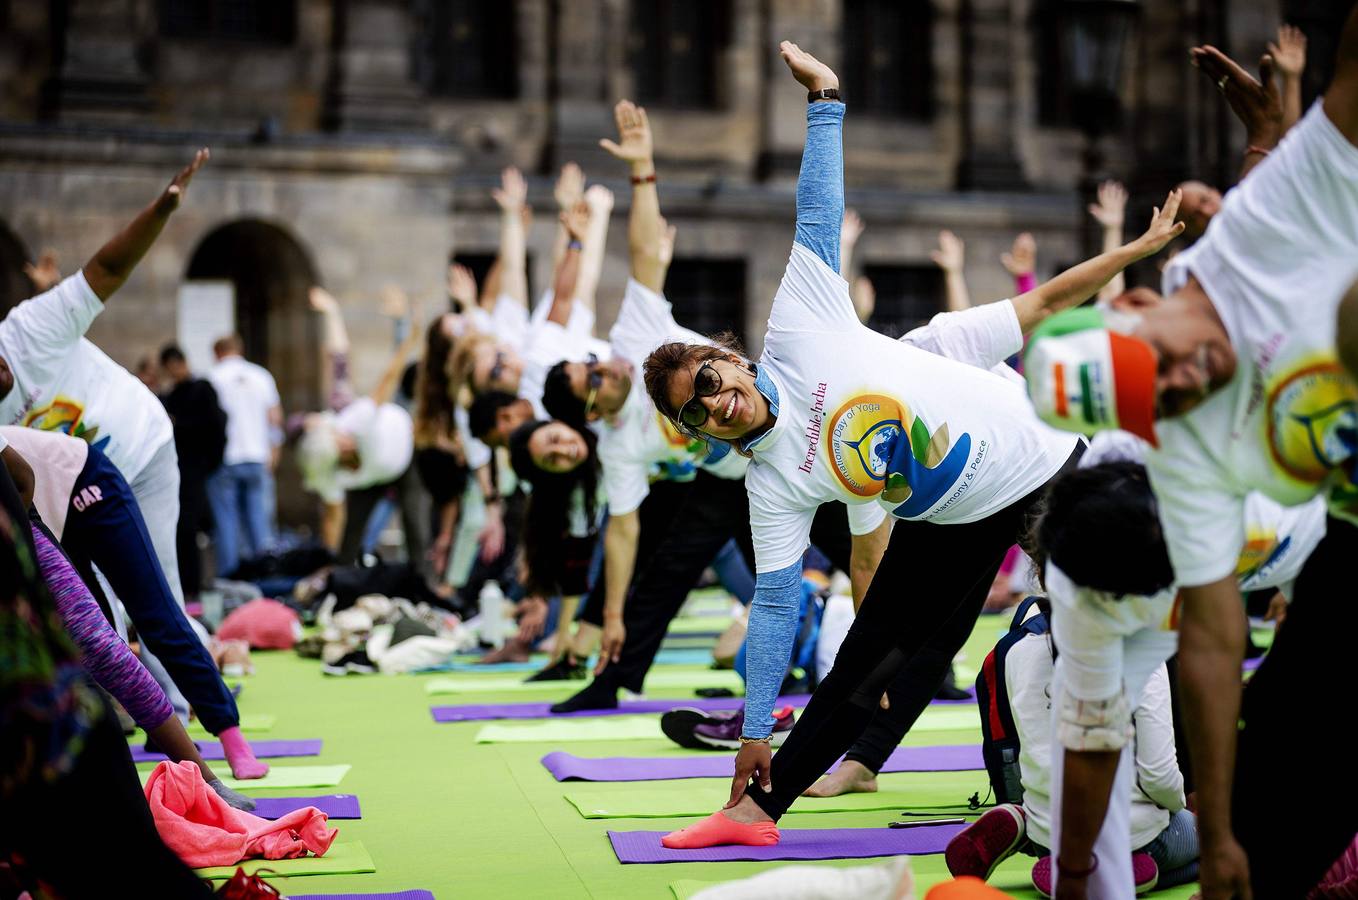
[975,596,1049,806]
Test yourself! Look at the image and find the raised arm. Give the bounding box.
[448,263,478,315]
[839,209,864,278]
[1088,181,1128,303]
[1269,25,1307,134]
[309,286,353,410]
[930,230,972,312]
[546,201,592,326]
[576,184,614,311]
[783,41,844,271]
[492,166,530,308]
[1001,232,1037,297]
[601,99,665,292]
[83,149,208,301]
[1191,45,1283,181]
[550,163,585,273]
[370,298,423,406]
[1010,190,1184,334]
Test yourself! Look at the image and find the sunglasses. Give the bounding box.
[677,359,724,432]
[488,350,507,385]
[582,353,604,419]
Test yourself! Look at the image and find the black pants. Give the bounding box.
[599,474,853,694]
[339,465,428,570]
[748,474,1060,820]
[577,479,695,627]
[177,468,211,599]
[0,697,212,897]
[1233,514,1358,896]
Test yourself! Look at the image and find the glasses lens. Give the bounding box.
[694,363,721,397]
[680,400,707,428]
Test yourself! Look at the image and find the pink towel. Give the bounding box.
[144,760,337,868]
[217,598,300,650]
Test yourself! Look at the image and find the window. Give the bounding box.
[413,0,518,99]
[1032,1,1072,127]
[842,0,933,120]
[159,0,296,44]
[664,259,747,348]
[628,0,731,108]
[861,264,944,338]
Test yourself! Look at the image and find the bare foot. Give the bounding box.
[480,637,532,664]
[721,794,775,825]
[803,760,878,797]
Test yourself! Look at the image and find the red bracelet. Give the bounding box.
[1245,145,1271,157]
[630,173,657,185]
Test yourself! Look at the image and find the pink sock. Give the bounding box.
[661,811,780,849]
[219,725,269,779]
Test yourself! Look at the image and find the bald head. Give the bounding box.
[1175,180,1222,240]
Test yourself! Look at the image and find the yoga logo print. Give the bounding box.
[826,393,972,517]
[1266,358,1358,507]
[23,394,111,452]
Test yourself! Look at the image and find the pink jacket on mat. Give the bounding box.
[144,760,337,867]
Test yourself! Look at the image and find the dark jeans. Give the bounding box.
[577,478,695,628]
[748,456,1075,821]
[61,446,241,735]
[177,468,211,597]
[1233,514,1358,896]
[0,696,212,897]
[597,474,852,695]
[340,464,428,570]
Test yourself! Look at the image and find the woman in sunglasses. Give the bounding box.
[643,41,1185,850]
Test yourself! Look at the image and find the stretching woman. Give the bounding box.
[642,42,1183,849]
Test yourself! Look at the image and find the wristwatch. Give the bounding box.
[807,88,841,103]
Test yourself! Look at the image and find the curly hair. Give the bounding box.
[642,331,748,421]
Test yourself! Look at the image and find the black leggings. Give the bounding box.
[748,476,1057,821]
[1233,515,1358,896]
[0,697,212,897]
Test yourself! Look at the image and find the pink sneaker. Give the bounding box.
[1031,853,1159,897]
[945,803,1026,879]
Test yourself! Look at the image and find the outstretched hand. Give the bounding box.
[554,162,585,211]
[560,199,592,243]
[930,230,964,273]
[308,285,340,314]
[1088,180,1128,230]
[841,209,865,248]
[1191,45,1282,146]
[599,99,654,167]
[24,249,60,293]
[1132,188,1186,257]
[156,148,209,217]
[728,741,772,809]
[1268,24,1307,79]
[492,166,527,213]
[1001,233,1037,277]
[779,41,838,93]
[447,263,477,307]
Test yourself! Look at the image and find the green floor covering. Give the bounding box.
[146,607,1197,898]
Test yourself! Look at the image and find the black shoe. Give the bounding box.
[549,679,619,713]
[525,657,587,683]
[661,707,729,750]
[321,649,376,676]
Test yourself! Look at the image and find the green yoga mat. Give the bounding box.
[671,880,720,900]
[195,840,374,880]
[187,713,276,734]
[141,764,352,791]
[476,717,663,743]
[666,617,727,635]
[565,771,987,818]
[424,668,743,695]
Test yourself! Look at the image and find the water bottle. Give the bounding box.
[478,580,509,648]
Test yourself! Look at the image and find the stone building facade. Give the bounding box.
[0,0,1344,523]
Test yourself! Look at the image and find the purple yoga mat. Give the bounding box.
[130,738,322,763]
[251,794,362,820]
[1243,656,1263,672]
[542,743,983,782]
[432,689,976,723]
[608,824,967,863]
[290,893,433,900]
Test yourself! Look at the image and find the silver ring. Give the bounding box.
[1217,75,1229,92]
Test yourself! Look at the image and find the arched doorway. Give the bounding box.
[185,219,321,529]
[0,221,33,318]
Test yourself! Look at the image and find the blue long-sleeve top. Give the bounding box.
[741,100,845,740]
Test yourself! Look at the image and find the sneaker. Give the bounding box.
[1131,852,1159,894]
[945,803,1026,879]
[1031,853,1158,897]
[661,707,727,750]
[321,649,375,676]
[525,657,587,682]
[691,706,795,750]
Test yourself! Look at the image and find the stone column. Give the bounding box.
[954,0,1027,189]
[546,0,616,172]
[322,0,428,132]
[45,0,151,122]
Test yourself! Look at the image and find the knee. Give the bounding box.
[845,648,908,709]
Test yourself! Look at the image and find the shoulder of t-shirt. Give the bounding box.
[4,270,101,332]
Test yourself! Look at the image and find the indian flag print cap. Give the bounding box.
[1023,307,1159,447]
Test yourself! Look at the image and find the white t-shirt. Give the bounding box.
[519,317,611,421]
[208,355,281,467]
[0,426,90,540]
[1148,102,1358,586]
[746,244,1080,572]
[597,279,749,515]
[1008,634,1182,851]
[0,271,173,481]
[469,294,531,351]
[899,299,1026,386]
[532,288,595,339]
[305,398,414,502]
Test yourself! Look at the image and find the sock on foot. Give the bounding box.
[549,678,619,713]
[208,777,257,811]
[219,725,269,779]
[661,811,780,849]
